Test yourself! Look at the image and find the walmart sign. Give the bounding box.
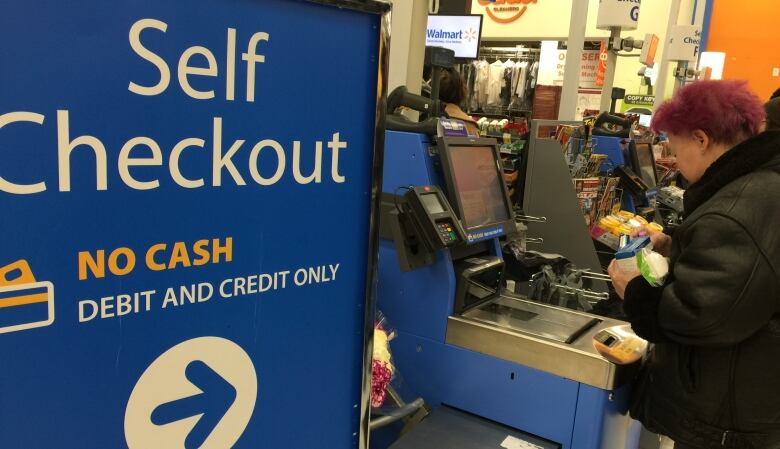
[428,29,465,40]
[425,14,483,59]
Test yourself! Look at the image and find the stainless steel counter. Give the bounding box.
[446,294,639,391]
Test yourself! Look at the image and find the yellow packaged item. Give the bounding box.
[617,224,633,236]
[600,216,620,228]
[647,222,664,233]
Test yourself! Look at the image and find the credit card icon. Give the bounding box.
[0,260,55,334]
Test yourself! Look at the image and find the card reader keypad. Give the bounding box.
[437,221,459,244]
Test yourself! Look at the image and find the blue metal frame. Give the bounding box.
[0,2,388,448]
[390,333,581,445]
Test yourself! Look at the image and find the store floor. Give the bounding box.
[374,405,676,449]
[639,428,674,449]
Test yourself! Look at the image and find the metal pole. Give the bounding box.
[368,398,426,430]
[674,61,686,91]
[558,0,589,120]
[598,27,621,112]
[653,0,682,110]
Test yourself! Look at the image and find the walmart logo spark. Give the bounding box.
[464,28,477,42]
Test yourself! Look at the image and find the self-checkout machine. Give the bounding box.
[376,48,644,449]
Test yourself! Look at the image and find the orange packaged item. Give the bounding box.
[593,325,648,365]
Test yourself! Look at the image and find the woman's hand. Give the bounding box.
[633,227,673,257]
[608,259,641,300]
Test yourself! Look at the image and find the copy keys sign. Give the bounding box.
[0,0,384,448]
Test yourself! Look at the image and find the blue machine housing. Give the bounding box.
[378,131,640,449]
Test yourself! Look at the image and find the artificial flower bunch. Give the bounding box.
[371,314,396,408]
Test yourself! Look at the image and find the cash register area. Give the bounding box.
[361,2,761,445]
[367,115,674,449]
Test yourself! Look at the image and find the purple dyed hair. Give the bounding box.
[651,80,765,144]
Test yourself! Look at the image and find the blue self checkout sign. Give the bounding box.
[0,1,388,448]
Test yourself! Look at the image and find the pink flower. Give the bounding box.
[371,360,393,408]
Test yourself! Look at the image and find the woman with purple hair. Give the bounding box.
[608,80,780,449]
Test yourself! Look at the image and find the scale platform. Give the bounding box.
[465,296,600,344]
[447,294,637,390]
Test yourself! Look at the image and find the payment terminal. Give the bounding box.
[404,185,466,249]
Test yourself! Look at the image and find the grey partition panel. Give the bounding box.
[522,120,606,289]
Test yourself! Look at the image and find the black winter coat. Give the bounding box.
[624,131,780,449]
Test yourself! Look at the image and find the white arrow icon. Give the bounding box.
[125,337,258,449]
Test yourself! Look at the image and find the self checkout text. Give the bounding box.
[0,18,350,195]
